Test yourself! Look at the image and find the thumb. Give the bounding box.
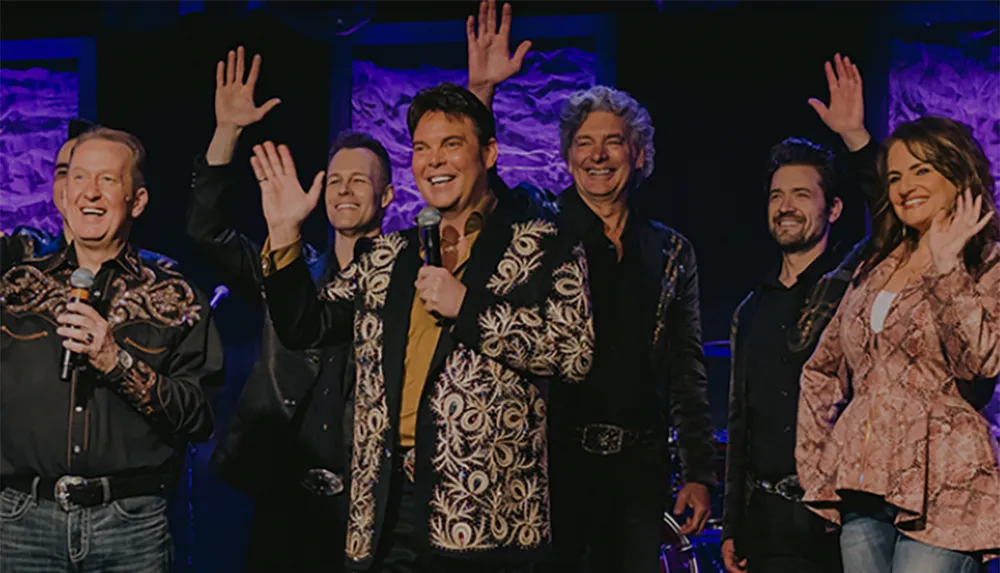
[257,98,282,119]
[511,40,532,69]
[307,171,325,206]
[807,98,829,119]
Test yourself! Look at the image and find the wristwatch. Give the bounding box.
[104,348,134,381]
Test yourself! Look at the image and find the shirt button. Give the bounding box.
[323,388,330,396]
[72,445,81,454]
[322,424,329,432]
[93,290,101,298]
[74,406,83,413]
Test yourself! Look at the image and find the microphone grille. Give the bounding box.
[415,206,441,228]
[69,268,96,289]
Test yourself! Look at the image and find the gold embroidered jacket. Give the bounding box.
[0,243,224,481]
[263,199,594,568]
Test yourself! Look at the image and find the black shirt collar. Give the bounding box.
[46,241,144,279]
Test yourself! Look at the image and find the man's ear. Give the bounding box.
[381,184,395,209]
[483,138,498,170]
[130,187,149,219]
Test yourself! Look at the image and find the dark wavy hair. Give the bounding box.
[856,116,999,283]
[406,83,496,146]
[327,130,392,186]
[766,137,839,208]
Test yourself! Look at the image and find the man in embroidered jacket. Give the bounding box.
[0,127,223,572]
[253,79,593,571]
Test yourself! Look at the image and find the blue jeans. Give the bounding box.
[0,482,172,573]
[840,493,981,573]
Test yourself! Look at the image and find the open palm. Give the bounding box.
[216,46,281,130]
[467,0,531,89]
[808,53,864,137]
[927,189,994,274]
[250,142,323,235]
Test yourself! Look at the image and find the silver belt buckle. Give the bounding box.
[301,468,344,497]
[54,476,85,512]
[580,424,624,455]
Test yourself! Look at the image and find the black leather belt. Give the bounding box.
[1,474,166,512]
[748,473,804,503]
[575,423,657,455]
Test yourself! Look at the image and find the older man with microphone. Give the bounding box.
[0,127,223,573]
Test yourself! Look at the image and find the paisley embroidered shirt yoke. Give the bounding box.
[263,199,594,568]
[0,243,224,481]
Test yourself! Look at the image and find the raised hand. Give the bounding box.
[467,0,531,108]
[926,189,995,274]
[808,53,870,151]
[216,46,281,130]
[250,142,324,247]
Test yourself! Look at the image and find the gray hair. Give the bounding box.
[558,85,655,181]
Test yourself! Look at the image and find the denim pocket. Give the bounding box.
[110,495,166,521]
[0,488,33,521]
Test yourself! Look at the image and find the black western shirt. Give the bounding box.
[0,243,224,482]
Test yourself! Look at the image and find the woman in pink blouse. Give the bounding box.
[796,116,999,573]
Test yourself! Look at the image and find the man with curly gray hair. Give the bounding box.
[543,84,717,573]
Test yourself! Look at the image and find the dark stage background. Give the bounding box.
[1,1,997,571]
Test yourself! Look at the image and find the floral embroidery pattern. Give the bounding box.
[117,361,158,415]
[651,234,683,348]
[487,220,557,296]
[0,265,70,322]
[428,349,550,552]
[342,233,405,562]
[106,267,201,328]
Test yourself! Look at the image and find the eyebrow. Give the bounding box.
[887,161,927,176]
[327,172,370,180]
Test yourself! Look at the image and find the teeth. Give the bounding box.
[336,204,359,211]
[587,169,612,175]
[81,208,105,215]
[904,198,927,207]
[430,176,455,185]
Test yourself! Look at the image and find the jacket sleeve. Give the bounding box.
[185,156,267,307]
[921,246,1000,381]
[722,300,749,542]
[845,139,884,218]
[108,290,225,443]
[451,240,594,383]
[796,300,850,500]
[263,250,355,350]
[664,242,716,486]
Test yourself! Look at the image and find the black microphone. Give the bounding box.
[416,206,442,267]
[60,267,96,382]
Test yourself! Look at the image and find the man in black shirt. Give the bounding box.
[187,47,393,573]
[0,127,224,572]
[721,54,876,573]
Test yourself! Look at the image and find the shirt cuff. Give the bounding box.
[261,236,303,277]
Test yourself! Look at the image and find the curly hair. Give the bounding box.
[558,86,655,182]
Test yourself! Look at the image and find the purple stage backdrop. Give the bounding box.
[890,29,1000,435]
[352,47,597,233]
[0,67,78,236]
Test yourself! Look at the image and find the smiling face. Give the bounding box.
[65,138,147,248]
[411,111,496,215]
[886,140,959,233]
[767,164,841,252]
[567,110,643,205]
[324,147,392,236]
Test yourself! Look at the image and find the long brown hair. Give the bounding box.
[856,116,999,283]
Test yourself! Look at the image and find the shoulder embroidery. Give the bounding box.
[357,233,407,310]
[1,265,70,320]
[651,233,685,347]
[487,220,558,296]
[106,267,201,328]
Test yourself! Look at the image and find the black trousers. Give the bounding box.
[543,438,668,573]
[244,480,349,573]
[368,467,533,573]
[742,489,842,573]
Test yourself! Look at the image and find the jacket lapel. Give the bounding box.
[381,228,421,431]
[636,219,668,347]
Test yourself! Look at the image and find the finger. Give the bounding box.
[57,313,90,328]
[215,60,224,89]
[307,171,325,207]
[487,0,497,35]
[498,2,512,38]
[263,142,285,177]
[512,40,532,69]
[678,516,696,535]
[277,144,298,179]
[257,98,281,120]
[65,301,99,319]
[833,53,846,86]
[227,49,236,85]
[249,155,268,183]
[807,98,829,119]
[822,60,837,92]
[466,15,476,46]
[253,145,278,181]
[842,55,854,87]
[478,0,488,39]
[852,63,863,90]
[970,209,995,236]
[236,46,245,85]
[246,53,262,88]
[695,505,711,533]
[739,558,748,570]
[57,326,90,343]
[63,339,89,354]
[672,491,687,515]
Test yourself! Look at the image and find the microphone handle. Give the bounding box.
[422,226,442,267]
[59,289,90,382]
